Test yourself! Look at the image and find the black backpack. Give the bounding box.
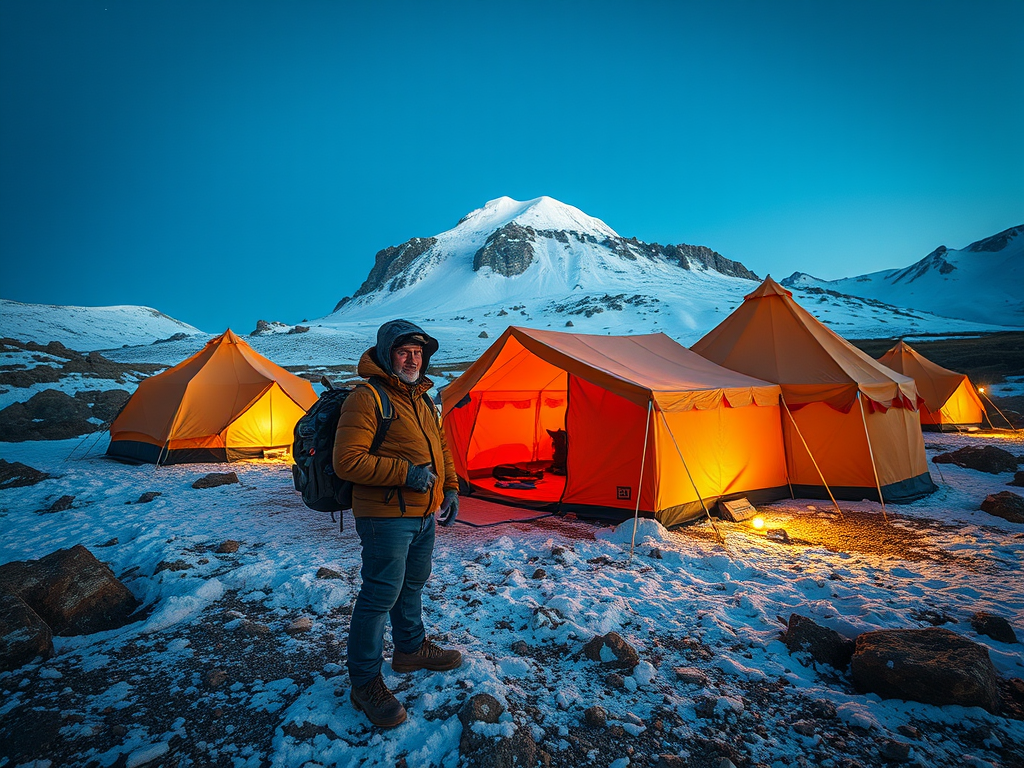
[291,376,394,530]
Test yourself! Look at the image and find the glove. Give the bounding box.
[437,490,459,526]
[405,462,437,493]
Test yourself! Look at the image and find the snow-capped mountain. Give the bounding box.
[781,225,1024,327]
[0,299,203,351]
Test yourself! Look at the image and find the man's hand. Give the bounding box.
[405,462,437,493]
[437,490,459,526]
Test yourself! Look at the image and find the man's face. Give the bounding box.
[391,343,423,384]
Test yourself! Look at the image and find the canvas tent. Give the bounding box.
[691,277,936,504]
[441,326,790,527]
[877,341,986,431]
[107,329,317,464]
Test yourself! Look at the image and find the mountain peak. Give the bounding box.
[454,196,619,240]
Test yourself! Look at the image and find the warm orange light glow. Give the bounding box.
[752,516,765,530]
[978,387,986,394]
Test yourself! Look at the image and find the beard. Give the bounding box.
[396,366,421,385]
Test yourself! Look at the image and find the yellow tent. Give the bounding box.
[441,326,790,527]
[107,329,317,464]
[692,278,936,503]
[878,341,987,430]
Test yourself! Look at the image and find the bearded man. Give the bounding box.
[333,319,462,728]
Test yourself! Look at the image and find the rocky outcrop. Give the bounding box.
[783,614,855,670]
[933,445,1021,474]
[966,224,1024,253]
[0,593,54,671]
[850,628,1001,712]
[0,545,140,638]
[980,491,1024,523]
[0,388,130,441]
[0,459,50,489]
[473,222,537,276]
[334,237,437,310]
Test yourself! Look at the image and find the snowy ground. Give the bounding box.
[1,429,1022,768]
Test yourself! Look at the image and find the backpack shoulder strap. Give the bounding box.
[362,378,394,454]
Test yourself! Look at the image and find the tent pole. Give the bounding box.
[657,408,723,544]
[628,399,654,561]
[857,392,888,522]
[780,396,843,520]
[979,390,1019,432]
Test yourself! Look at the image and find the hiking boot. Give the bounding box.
[391,639,463,673]
[350,674,407,728]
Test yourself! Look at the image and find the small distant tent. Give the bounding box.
[877,341,987,431]
[107,329,317,464]
[441,326,790,527]
[691,277,936,504]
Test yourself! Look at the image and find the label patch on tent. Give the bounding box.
[616,486,632,500]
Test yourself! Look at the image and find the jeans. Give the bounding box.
[347,514,435,687]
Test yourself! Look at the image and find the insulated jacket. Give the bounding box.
[332,348,457,519]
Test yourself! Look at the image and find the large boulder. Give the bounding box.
[0,389,96,441]
[851,628,1000,713]
[980,491,1024,523]
[933,445,1020,474]
[783,614,855,670]
[971,612,1018,644]
[0,545,139,636]
[0,592,54,671]
[0,459,50,489]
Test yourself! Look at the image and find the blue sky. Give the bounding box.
[2,0,1022,334]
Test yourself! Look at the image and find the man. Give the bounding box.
[333,319,462,728]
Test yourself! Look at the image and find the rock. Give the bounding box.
[288,325,310,334]
[583,705,607,728]
[970,611,1018,644]
[99,538,118,547]
[216,540,241,554]
[316,567,344,579]
[206,669,228,689]
[43,495,75,513]
[511,640,530,655]
[851,628,1001,712]
[792,720,815,736]
[933,445,1020,474]
[531,568,547,579]
[458,692,504,727]
[1009,470,1024,487]
[239,620,271,636]
[606,673,625,689]
[155,560,193,573]
[896,724,920,739]
[0,592,54,671]
[0,459,50,489]
[134,492,161,504]
[478,331,489,338]
[0,544,139,636]
[654,756,686,768]
[73,389,130,422]
[879,739,912,762]
[473,222,537,277]
[648,547,663,559]
[783,613,855,670]
[582,631,640,670]
[286,617,313,635]
[192,472,239,489]
[980,491,1024,523]
[461,725,537,768]
[0,389,97,441]
[1001,677,1024,720]
[565,321,574,327]
[673,666,708,686]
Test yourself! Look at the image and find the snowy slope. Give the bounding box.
[0,299,204,351]
[782,225,1024,327]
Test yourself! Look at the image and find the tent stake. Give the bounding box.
[780,396,843,520]
[857,392,888,522]
[658,408,724,545]
[629,399,653,562]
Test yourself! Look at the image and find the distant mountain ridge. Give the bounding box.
[782,225,1023,326]
[333,196,757,312]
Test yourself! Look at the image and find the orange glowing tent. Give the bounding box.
[878,341,987,431]
[107,329,317,464]
[441,326,790,527]
[691,277,936,504]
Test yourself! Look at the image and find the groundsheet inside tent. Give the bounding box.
[108,330,318,464]
[878,341,986,430]
[692,278,936,503]
[442,327,790,527]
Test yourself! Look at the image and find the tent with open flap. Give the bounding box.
[691,277,936,504]
[877,341,987,430]
[107,329,317,464]
[441,326,790,527]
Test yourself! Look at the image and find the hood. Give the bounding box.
[371,319,439,382]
